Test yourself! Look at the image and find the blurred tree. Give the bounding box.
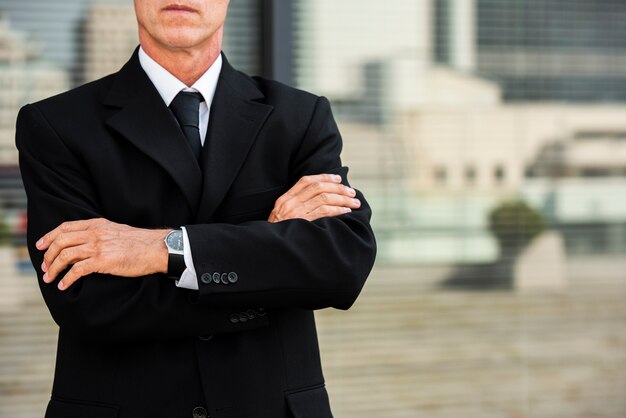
[443,200,547,289]
[489,200,546,258]
[0,218,11,246]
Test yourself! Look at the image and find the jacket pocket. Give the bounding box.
[46,397,120,418]
[285,385,334,418]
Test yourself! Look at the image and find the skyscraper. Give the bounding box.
[436,0,626,101]
[0,17,68,165]
[81,4,137,83]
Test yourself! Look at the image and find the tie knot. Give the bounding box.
[173,91,205,105]
[169,91,204,127]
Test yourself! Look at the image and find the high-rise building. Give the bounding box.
[81,4,138,83]
[293,0,626,262]
[295,0,433,100]
[436,0,626,101]
[0,17,69,165]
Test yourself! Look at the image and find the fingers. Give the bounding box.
[42,230,93,273]
[275,178,356,210]
[270,174,362,223]
[298,182,357,203]
[36,218,106,250]
[43,243,95,285]
[310,192,361,211]
[57,260,95,291]
[38,219,106,284]
[303,205,354,221]
[293,174,343,194]
[277,174,343,205]
[269,192,360,223]
[35,218,165,291]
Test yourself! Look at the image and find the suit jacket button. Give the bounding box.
[200,273,211,284]
[229,314,240,324]
[220,273,229,284]
[227,272,238,283]
[192,406,208,418]
[212,272,221,284]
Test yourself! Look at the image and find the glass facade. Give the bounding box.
[0,1,625,417]
[475,0,626,101]
[294,0,625,416]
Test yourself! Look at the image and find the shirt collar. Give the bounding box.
[138,46,223,107]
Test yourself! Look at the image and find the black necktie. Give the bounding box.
[169,91,204,161]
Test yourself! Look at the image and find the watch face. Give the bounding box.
[166,230,184,252]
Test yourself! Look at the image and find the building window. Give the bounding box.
[465,166,477,185]
[580,168,611,178]
[434,0,452,64]
[494,165,506,184]
[434,166,447,185]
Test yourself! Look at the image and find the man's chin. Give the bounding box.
[160,32,209,50]
[139,25,219,56]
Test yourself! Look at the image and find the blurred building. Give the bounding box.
[530,130,626,178]
[81,4,137,83]
[436,0,626,102]
[0,17,68,165]
[294,0,434,100]
[295,0,626,262]
[400,103,626,193]
[0,16,68,266]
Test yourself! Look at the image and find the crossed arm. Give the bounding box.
[38,174,361,291]
[17,97,375,342]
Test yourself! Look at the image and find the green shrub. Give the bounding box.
[0,219,11,246]
[488,200,545,255]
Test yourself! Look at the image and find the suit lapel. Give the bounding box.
[103,50,202,213]
[194,56,274,223]
[101,50,273,221]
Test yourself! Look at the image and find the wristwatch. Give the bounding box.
[164,229,185,279]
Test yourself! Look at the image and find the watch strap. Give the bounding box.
[167,253,186,279]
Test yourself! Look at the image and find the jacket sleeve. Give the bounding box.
[185,96,377,310]
[16,104,269,344]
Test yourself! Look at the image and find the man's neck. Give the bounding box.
[139,33,222,87]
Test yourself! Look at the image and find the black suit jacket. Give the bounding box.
[16,50,376,418]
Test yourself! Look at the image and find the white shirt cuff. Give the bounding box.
[175,226,199,290]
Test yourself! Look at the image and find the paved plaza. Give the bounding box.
[0,249,624,417]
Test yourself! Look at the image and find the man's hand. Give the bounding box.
[268,174,360,223]
[37,218,169,291]
[37,175,359,291]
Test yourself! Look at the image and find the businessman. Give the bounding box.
[16,1,376,417]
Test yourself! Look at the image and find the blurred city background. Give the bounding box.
[0,0,625,417]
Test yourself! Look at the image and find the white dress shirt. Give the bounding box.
[138,47,223,290]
